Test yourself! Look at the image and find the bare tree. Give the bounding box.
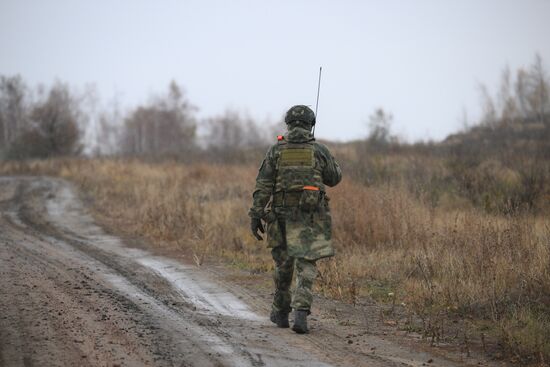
[28,82,82,157]
[527,54,549,123]
[515,54,549,124]
[497,66,518,125]
[477,54,550,129]
[2,79,82,159]
[367,108,394,146]
[206,109,267,151]
[479,84,498,128]
[121,81,196,157]
[0,75,28,151]
[94,102,123,156]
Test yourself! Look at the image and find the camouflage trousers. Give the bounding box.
[271,245,317,314]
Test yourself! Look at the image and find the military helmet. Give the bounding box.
[285,105,316,125]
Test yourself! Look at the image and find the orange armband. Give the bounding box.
[303,186,320,191]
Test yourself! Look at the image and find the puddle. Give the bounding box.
[137,257,261,321]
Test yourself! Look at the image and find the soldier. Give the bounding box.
[249,105,342,334]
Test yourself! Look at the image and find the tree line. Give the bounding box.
[1,55,548,163]
[0,78,276,162]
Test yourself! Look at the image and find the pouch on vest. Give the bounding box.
[299,186,321,212]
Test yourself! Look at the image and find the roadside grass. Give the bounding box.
[1,158,549,363]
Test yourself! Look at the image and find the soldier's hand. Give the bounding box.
[250,218,265,241]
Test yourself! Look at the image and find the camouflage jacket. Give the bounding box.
[248,126,342,260]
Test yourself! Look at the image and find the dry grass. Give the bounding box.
[1,158,549,362]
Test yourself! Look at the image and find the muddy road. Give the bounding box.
[0,177,499,367]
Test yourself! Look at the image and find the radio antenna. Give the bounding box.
[313,66,322,137]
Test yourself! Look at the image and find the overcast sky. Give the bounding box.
[1,0,549,142]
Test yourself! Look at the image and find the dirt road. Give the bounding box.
[0,177,500,367]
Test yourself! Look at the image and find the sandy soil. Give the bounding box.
[0,177,508,367]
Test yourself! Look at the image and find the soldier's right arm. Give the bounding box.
[316,144,342,187]
[248,145,277,219]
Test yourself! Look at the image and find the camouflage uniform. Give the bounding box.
[249,106,342,316]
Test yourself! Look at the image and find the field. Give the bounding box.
[1,157,548,363]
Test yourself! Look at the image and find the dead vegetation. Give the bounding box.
[1,158,549,363]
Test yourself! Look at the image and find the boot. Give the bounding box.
[292,310,309,334]
[270,310,289,328]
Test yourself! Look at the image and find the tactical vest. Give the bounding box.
[272,141,324,207]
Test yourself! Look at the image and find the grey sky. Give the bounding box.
[1,0,549,142]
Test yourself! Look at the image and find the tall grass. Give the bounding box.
[1,158,549,362]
